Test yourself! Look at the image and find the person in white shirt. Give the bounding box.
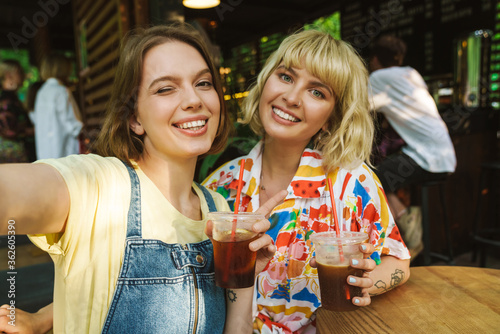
[33,54,83,159]
[368,35,456,257]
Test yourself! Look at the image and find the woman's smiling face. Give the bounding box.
[132,41,220,161]
[259,63,335,147]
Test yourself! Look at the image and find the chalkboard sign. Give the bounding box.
[340,0,495,77]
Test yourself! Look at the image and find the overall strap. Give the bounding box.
[195,182,217,212]
[121,160,142,238]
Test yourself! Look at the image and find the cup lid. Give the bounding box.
[309,231,367,245]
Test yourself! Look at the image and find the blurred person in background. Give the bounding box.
[0,59,35,162]
[33,54,82,159]
[25,80,45,159]
[368,35,456,259]
[26,80,46,114]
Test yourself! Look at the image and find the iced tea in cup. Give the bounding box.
[310,231,367,312]
[207,212,264,288]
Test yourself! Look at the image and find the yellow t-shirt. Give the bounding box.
[28,154,230,333]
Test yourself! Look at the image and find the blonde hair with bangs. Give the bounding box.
[241,29,374,172]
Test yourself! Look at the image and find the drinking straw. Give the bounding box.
[327,178,351,301]
[223,159,246,285]
[232,159,246,238]
[327,178,344,262]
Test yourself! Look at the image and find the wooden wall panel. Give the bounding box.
[72,0,128,146]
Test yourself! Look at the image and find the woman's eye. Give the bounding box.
[279,73,292,83]
[156,87,173,94]
[197,80,213,88]
[311,89,325,98]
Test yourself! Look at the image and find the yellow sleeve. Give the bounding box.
[28,154,128,258]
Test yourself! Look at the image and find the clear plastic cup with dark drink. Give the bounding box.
[207,212,264,288]
[310,231,367,312]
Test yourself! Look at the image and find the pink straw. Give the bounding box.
[328,178,344,262]
[231,159,245,238]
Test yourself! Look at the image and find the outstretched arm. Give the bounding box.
[0,163,69,235]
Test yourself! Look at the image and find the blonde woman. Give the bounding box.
[32,54,82,159]
[203,29,411,333]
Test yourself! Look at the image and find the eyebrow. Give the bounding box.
[147,68,212,90]
[276,65,334,96]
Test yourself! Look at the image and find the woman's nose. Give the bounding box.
[181,87,202,111]
[283,87,302,108]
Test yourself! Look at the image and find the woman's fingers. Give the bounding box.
[360,243,375,258]
[253,234,277,274]
[255,190,287,218]
[347,275,373,289]
[350,257,377,272]
[251,218,270,234]
[205,189,286,239]
[249,190,286,247]
[249,234,274,252]
[352,290,372,307]
[204,219,214,240]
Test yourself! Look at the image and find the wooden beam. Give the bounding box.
[87,49,119,77]
[83,68,115,92]
[87,33,119,64]
[87,15,119,50]
[81,0,107,26]
[85,85,113,103]
[85,116,105,127]
[76,0,94,21]
[87,1,117,37]
[85,101,108,115]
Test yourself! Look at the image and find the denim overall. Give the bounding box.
[101,162,226,333]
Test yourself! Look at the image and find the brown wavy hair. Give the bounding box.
[92,24,231,166]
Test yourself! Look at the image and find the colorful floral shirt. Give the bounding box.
[202,141,410,334]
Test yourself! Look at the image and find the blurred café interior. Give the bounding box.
[0,0,499,313]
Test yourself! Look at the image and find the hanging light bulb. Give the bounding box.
[183,0,220,9]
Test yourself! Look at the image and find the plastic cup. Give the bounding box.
[207,212,264,288]
[310,231,367,312]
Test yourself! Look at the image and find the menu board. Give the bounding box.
[340,0,495,76]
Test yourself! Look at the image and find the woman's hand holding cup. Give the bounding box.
[250,190,287,274]
[346,243,376,306]
[205,190,287,288]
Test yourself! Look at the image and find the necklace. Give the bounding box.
[260,173,266,191]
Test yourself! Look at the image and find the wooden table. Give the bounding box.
[316,266,500,333]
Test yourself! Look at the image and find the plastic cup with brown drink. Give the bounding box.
[207,212,264,288]
[310,231,367,312]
